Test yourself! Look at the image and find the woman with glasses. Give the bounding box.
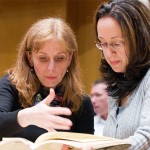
[95,0,150,149]
[0,18,94,142]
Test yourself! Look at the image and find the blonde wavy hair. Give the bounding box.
[9,18,84,112]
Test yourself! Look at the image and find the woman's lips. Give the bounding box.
[110,60,120,66]
[46,76,56,80]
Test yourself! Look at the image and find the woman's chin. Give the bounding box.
[112,68,125,73]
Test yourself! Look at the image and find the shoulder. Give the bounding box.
[76,94,93,113]
[144,68,150,82]
[139,68,150,90]
[94,115,105,123]
[107,96,117,109]
[0,74,17,93]
[0,74,9,82]
[82,94,93,107]
[82,94,91,101]
[94,115,100,122]
[0,74,12,86]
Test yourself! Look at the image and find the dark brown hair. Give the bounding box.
[95,0,150,100]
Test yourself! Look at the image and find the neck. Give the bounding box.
[100,114,107,120]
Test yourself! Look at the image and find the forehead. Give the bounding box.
[36,40,69,54]
[91,83,107,93]
[97,17,123,40]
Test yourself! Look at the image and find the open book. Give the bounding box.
[0,132,131,150]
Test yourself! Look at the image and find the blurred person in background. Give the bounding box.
[90,79,108,136]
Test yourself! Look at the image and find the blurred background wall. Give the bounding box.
[0,0,105,94]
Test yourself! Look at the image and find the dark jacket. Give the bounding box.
[0,74,94,142]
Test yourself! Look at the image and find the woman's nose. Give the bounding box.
[104,47,116,57]
[47,60,55,71]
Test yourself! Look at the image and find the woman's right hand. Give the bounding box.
[17,88,72,132]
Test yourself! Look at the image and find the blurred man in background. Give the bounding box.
[90,79,108,136]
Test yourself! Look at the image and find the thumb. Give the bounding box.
[42,88,55,105]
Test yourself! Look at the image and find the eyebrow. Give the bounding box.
[37,51,67,55]
[57,52,68,55]
[98,36,123,40]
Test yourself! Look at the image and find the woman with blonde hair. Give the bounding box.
[0,18,94,142]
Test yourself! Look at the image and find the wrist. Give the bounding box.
[17,108,30,127]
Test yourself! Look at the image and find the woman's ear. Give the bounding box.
[26,51,33,67]
[67,52,73,67]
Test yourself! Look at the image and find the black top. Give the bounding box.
[0,74,94,142]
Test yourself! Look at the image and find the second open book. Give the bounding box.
[0,132,131,150]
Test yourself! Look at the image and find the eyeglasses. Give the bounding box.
[95,39,125,51]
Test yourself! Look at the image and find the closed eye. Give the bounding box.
[101,43,107,48]
[38,57,48,62]
[55,56,66,62]
[112,43,122,48]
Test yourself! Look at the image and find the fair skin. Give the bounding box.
[91,83,108,120]
[97,17,129,106]
[28,40,72,88]
[17,40,73,131]
[97,17,128,73]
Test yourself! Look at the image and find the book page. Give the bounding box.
[34,139,131,150]
[0,138,33,150]
[34,132,131,150]
[35,132,116,144]
[0,132,131,150]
